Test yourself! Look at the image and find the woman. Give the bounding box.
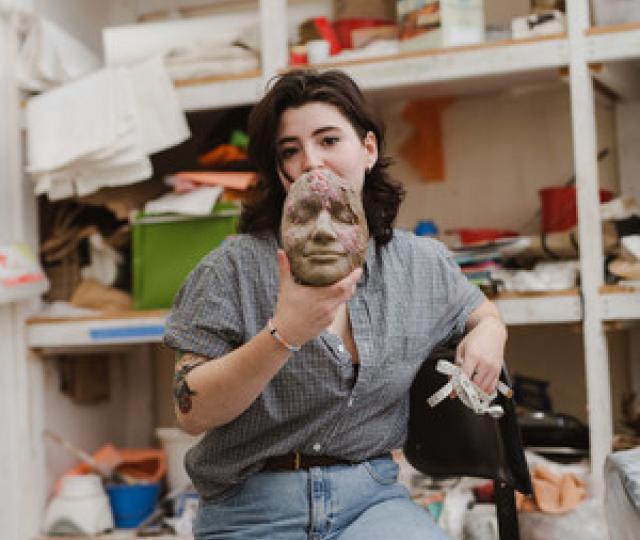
[164,69,507,539]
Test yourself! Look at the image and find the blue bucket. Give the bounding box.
[106,483,161,528]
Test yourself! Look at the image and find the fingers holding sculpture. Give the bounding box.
[273,170,367,347]
[273,248,362,348]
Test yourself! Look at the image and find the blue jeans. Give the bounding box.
[193,455,450,540]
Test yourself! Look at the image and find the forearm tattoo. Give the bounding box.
[173,352,208,414]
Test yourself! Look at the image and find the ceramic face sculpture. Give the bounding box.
[281,169,368,286]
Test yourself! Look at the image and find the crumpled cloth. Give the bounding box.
[427,359,512,418]
[26,55,190,200]
[517,464,587,514]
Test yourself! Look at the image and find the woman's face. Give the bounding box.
[281,169,368,286]
[276,101,378,193]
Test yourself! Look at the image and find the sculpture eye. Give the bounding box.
[331,201,358,224]
[293,198,321,223]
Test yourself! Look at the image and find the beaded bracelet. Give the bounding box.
[267,318,301,352]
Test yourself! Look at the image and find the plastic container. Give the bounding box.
[156,427,203,492]
[105,482,160,529]
[132,203,238,309]
[414,219,439,237]
[42,474,113,536]
[539,186,613,233]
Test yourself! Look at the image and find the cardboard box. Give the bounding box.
[397,0,485,52]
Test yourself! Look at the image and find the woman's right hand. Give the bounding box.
[272,249,362,347]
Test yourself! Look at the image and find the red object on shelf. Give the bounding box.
[312,17,342,55]
[451,228,519,246]
[333,18,394,49]
[539,186,614,233]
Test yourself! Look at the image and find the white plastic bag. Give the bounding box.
[0,243,49,304]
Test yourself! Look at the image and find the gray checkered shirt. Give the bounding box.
[164,229,485,500]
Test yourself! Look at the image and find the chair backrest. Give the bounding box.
[403,346,533,496]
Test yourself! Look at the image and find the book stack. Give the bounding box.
[452,245,502,289]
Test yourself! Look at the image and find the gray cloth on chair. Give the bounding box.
[605,447,640,540]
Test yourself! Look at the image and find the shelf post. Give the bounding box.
[566,0,613,499]
[0,8,46,540]
[259,0,289,93]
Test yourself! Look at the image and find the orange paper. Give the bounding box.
[400,97,454,182]
[174,171,256,192]
[199,144,247,167]
[516,464,587,514]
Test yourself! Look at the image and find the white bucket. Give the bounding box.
[156,427,202,492]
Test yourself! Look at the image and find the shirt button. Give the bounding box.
[313,443,322,452]
[337,344,345,353]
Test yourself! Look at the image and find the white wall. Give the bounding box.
[384,84,617,234]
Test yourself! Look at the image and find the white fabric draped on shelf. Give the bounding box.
[26,55,190,200]
[4,7,100,92]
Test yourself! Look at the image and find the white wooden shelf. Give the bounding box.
[175,36,571,111]
[175,70,263,111]
[587,23,640,63]
[27,311,167,350]
[493,289,582,325]
[26,291,587,351]
[600,286,640,321]
[332,35,570,100]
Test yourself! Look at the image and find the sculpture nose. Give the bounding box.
[311,210,336,242]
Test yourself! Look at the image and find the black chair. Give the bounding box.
[404,343,533,540]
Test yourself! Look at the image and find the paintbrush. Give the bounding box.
[44,429,131,484]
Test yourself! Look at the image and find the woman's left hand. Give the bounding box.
[455,313,507,395]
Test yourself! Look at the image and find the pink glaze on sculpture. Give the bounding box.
[280,169,368,286]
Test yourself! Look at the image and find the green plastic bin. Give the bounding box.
[132,204,239,309]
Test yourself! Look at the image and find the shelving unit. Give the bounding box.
[2,2,640,539]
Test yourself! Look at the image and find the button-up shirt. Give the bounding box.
[164,229,485,500]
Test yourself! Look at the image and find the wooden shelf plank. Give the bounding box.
[176,71,264,111]
[587,23,640,62]
[27,310,168,349]
[26,288,589,351]
[493,289,582,325]
[175,36,570,110]
[600,286,640,321]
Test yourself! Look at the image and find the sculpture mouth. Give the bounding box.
[304,251,345,261]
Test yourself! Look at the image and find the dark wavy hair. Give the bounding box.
[240,69,404,247]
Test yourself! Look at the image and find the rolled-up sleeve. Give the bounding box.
[429,239,486,344]
[163,248,243,359]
